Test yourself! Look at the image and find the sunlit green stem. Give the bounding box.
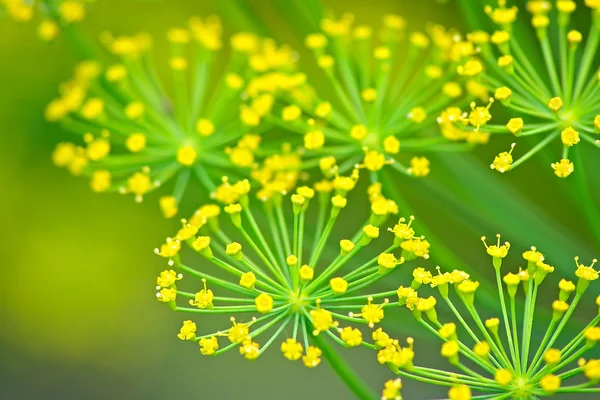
[495,269,520,374]
[466,304,514,372]
[309,327,378,400]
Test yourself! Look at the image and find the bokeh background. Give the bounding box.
[1,0,599,398]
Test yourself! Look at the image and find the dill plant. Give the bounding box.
[378,235,600,399]
[242,12,491,182]
[458,0,600,177]
[154,171,431,399]
[46,18,300,218]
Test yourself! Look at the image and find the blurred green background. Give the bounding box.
[1,0,599,398]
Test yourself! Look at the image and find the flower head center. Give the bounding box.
[362,131,381,150]
[557,108,580,130]
[288,291,309,311]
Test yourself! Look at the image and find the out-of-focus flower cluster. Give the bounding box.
[47,17,301,218]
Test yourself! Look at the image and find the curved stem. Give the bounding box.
[309,330,378,400]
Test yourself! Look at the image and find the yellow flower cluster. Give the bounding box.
[2,0,91,41]
[154,173,431,367]
[47,19,299,216]
[379,233,600,398]
[241,12,489,188]
[461,0,600,177]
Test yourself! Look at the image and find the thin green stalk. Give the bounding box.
[573,27,600,100]
[309,329,378,400]
[521,282,538,371]
[539,36,562,97]
[495,269,519,374]
[467,304,514,372]
[308,215,337,268]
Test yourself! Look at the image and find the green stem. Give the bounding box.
[569,147,600,247]
[309,330,378,400]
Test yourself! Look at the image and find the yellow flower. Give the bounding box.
[438,323,456,339]
[575,257,598,281]
[189,279,214,309]
[170,57,188,71]
[59,1,85,23]
[362,151,386,172]
[156,269,181,288]
[408,107,427,123]
[416,296,436,312]
[299,265,314,281]
[551,159,574,178]
[314,102,332,118]
[177,146,197,166]
[561,127,580,146]
[354,297,387,328]
[448,384,471,400]
[310,308,337,334]
[544,349,561,365]
[383,136,400,154]
[177,320,197,340]
[196,119,215,136]
[302,346,322,368]
[373,328,393,348]
[340,326,362,347]
[317,55,334,69]
[441,340,459,358]
[494,369,512,386]
[227,317,252,344]
[127,170,153,200]
[548,97,563,112]
[125,133,147,153]
[330,277,348,294]
[494,86,512,101]
[540,374,561,393]
[378,253,400,270]
[361,88,377,102]
[381,379,402,400]
[412,267,433,285]
[473,341,490,358]
[239,339,260,360]
[361,225,379,240]
[90,170,111,193]
[125,101,145,119]
[409,157,430,177]
[305,33,328,49]
[157,238,181,258]
[85,136,110,161]
[458,280,480,294]
[81,98,104,119]
[192,236,211,252]
[106,64,127,82]
[157,288,177,303]
[481,234,511,258]
[281,338,303,361]
[37,20,59,41]
[523,246,545,263]
[199,336,219,355]
[490,143,516,173]
[304,130,325,150]
[584,327,600,343]
[255,293,274,313]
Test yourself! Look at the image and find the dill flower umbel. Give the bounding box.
[48,17,297,217]
[244,13,486,181]
[463,0,600,177]
[154,172,430,397]
[380,234,600,398]
[1,0,91,41]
